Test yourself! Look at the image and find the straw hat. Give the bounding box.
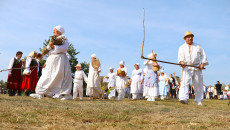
[75,64,81,68]
[184,31,194,39]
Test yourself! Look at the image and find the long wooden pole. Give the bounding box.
[140,8,202,69]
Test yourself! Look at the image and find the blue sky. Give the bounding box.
[0,0,229,86]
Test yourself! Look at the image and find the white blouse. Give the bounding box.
[178,42,208,70]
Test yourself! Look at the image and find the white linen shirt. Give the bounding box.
[74,70,88,83]
[178,42,208,70]
[8,57,21,74]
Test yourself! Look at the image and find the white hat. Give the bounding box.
[75,64,81,67]
[160,69,164,73]
[91,53,96,58]
[119,60,125,65]
[109,67,114,70]
[54,25,65,34]
[134,63,140,66]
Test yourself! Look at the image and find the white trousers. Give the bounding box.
[73,81,83,100]
[179,69,203,103]
[117,88,125,100]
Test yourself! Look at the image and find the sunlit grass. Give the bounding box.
[0,95,229,129]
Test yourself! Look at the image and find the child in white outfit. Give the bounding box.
[73,64,88,100]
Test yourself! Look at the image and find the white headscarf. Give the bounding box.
[134,63,140,66]
[54,25,65,34]
[119,60,125,66]
[109,67,114,70]
[91,53,96,58]
[147,53,154,58]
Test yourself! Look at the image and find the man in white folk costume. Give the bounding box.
[86,54,102,100]
[30,25,73,100]
[73,64,88,100]
[107,67,116,100]
[130,63,144,100]
[178,31,208,105]
[143,53,160,101]
[116,61,129,100]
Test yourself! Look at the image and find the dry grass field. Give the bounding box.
[0,94,229,129]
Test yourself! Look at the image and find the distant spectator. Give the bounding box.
[203,84,207,99]
[223,90,228,100]
[228,90,230,100]
[215,81,222,99]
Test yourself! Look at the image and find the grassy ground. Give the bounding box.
[0,95,229,129]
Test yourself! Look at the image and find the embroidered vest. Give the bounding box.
[12,58,22,68]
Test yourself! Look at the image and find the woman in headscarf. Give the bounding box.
[21,51,38,96]
[86,54,102,100]
[143,53,160,101]
[30,25,72,100]
[116,60,128,100]
[107,67,116,100]
[130,63,143,100]
[159,69,169,100]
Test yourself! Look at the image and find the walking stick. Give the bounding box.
[141,8,203,69]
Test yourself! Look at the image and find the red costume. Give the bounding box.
[6,58,23,95]
[21,58,38,93]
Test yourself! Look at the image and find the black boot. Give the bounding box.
[9,90,13,96]
[12,90,16,96]
[28,91,31,96]
[25,91,29,96]
[17,91,21,96]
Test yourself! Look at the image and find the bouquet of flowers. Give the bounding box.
[41,35,67,56]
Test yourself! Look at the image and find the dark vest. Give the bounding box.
[12,58,22,69]
[30,59,38,67]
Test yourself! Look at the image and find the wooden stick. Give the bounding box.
[140,8,204,69]
[142,57,203,69]
[141,8,145,58]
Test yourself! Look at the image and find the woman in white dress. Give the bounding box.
[86,54,102,100]
[159,70,169,100]
[143,53,159,101]
[30,25,72,100]
[130,63,143,100]
[116,61,128,101]
[107,67,116,99]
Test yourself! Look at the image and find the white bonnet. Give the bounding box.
[91,53,96,58]
[54,25,65,34]
[119,60,125,65]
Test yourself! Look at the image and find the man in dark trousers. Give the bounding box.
[215,81,222,99]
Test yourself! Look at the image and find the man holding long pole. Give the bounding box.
[178,31,208,105]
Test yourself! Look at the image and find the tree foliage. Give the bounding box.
[0,80,7,89]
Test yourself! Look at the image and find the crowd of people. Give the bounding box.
[5,25,212,105]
